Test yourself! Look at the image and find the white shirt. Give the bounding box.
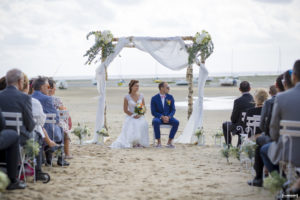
[160,94,166,108]
[32,97,46,138]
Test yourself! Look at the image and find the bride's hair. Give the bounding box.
[128,80,139,94]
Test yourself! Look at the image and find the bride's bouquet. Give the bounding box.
[134,103,146,115]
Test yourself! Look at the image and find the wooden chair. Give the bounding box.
[152,124,172,146]
[2,112,26,181]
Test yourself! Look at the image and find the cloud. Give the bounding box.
[253,0,293,4]
[0,0,300,78]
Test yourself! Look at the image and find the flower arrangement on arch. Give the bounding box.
[84,30,115,65]
[134,103,146,115]
[187,30,214,64]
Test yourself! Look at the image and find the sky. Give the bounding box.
[0,0,299,79]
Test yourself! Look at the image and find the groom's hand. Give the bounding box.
[162,116,170,123]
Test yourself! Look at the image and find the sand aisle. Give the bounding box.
[3,85,273,200]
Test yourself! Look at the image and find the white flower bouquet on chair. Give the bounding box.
[96,127,109,145]
[72,123,91,145]
[195,127,205,146]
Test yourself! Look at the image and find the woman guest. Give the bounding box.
[243,89,268,138]
[48,78,73,159]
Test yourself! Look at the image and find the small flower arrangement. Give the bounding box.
[230,146,241,161]
[187,30,214,64]
[195,127,204,138]
[241,139,257,159]
[24,139,40,158]
[96,127,109,137]
[221,146,230,163]
[0,171,10,193]
[264,171,287,194]
[134,103,146,115]
[72,123,91,141]
[214,129,223,138]
[84,30,115,65]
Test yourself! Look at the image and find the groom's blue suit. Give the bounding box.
[151,93,179,139]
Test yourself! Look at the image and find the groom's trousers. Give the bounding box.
[152,117,179,139]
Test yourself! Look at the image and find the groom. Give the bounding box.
[151,82,179,148]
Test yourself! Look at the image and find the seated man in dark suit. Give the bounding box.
[32,77,69,166]
[248,75,285,187]
[0,69,34,190]
[0,69,35,145]
[222,81,254,147]
[0,108,27,190]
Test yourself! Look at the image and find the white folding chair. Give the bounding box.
[152,124,172,146]
[238,112,247,141]
[245,115,261,138]
[45,113,64,167]
[2,112,26,181]
[280,120,300,183]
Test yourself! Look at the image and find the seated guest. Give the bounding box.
[222,81,254,147]
[0,69,35,145]
[31,77,69,166]
[282,69,294,90]
[261,61,300,176]
[21,74,54,181]
[248,74,285,187]
[260,84,281,136]
[48,78,73,159]
[0,76,6,90]
[0,108,26,190]
[243,89,268,137]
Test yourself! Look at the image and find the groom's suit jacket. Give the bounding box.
[151,93,176,119]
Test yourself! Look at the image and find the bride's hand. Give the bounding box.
[134,115,141,119]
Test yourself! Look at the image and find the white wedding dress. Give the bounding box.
[110,94,149,148]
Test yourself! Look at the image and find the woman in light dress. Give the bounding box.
[110,80,149,148]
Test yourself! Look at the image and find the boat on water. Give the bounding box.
[117,79,125,86]
[153,78,162,83]
[219,77,238,86]
[176,80,188,86]
[57,80,68,89]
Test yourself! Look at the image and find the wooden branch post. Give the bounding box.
[186,64,193,119]
[102,50,108,130]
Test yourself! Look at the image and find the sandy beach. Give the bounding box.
[2,81,274,200]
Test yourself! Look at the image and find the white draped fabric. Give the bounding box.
[174,63,208,144]
[88,36,207,144]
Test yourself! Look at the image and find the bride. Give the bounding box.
[110,80,149,148]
